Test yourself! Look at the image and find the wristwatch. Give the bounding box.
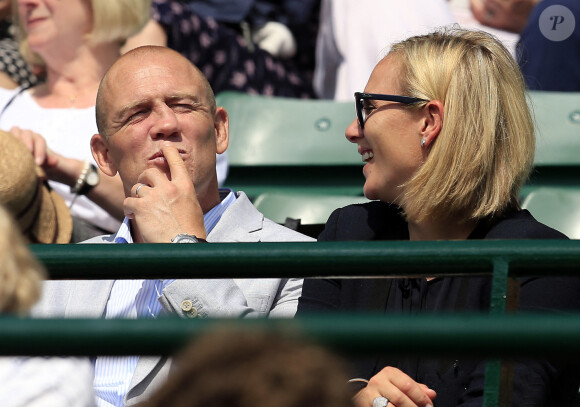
[171,234,207,243]
[71,161,100,195]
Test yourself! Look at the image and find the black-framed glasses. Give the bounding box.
[354,92,428,129]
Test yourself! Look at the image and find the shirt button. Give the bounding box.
[181,300,193,312]
[186,308,199,318]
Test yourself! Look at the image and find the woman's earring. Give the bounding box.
[420,138,426,148]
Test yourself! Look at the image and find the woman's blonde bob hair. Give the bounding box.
[0,205,45,315]
[16,0,151,67]
[390,27,535,224]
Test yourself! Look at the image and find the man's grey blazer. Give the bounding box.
[33,191,315,405]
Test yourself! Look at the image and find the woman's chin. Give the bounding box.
[363,184,379,201]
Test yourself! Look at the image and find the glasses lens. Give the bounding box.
[361,102,367,124]
[356,97,365,128]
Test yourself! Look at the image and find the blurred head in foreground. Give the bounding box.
[139,327,354,407]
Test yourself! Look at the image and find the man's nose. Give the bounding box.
[150,105,180,139]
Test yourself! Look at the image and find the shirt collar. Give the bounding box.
[113,188,236,244]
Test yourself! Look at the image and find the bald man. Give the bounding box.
[33,46,314,407]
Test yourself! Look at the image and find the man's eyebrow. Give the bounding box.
[165,93,207,107]
[113,93,206,121]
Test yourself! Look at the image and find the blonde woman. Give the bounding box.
[0,0,151,240]
[0,204,44,313]
[0,204,96,406]
[297,28,580,406]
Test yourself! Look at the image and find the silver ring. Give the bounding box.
[135,183,145,197]
[348,378,369,384]
[373,396,389,407]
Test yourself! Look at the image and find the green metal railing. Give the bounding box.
[30,240,580,280]
[1,240,578,407]
[2,313,579,357]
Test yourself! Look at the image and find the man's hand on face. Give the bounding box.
[124,142,206,243]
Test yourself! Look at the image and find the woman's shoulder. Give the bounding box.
[485,209,568,240]
[318,201,409,241]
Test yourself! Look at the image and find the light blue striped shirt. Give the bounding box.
[94,189,236,407]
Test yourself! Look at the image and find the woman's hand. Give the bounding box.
[9,126,58,168]
[353,367,436,407]
[8,126,88,186]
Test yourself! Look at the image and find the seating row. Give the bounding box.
[217,91,580,238]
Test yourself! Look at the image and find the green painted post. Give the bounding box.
[483,258,511,407]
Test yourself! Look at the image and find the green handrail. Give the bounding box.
[30,239,580,280]
[1,313,579,357]
[23,240,580,407]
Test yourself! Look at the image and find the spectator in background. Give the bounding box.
[138,328,354,407]
[447,0,521,56]
[0,203,96,406]
[469,0,541,33]
[467,0,580,90]
[0,130,72,243]
[0,0,153,242]
[517,0,580,90]
[313,0,455,101]
[186,0,318,63]
[124,0,318,99]
[297,28,580,406]
[0,0,40,89]
[0,205,45,314]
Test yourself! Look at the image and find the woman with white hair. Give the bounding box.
[0,204,96,406]
[0,0,151,241]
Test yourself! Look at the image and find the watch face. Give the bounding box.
[86,170,99,186]
[174,235,199,243]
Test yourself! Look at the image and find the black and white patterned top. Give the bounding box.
[0,38,39,88]
[0,20,40,89]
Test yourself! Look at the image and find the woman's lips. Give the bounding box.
[25,15,47,29]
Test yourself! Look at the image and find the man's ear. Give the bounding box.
[420,100,444,148]
[91,133,118,177]
[214,106,229,155]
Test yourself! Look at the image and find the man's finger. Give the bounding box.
[161,142,188,182]
[137,167,167,189]
[132,182,149,198]
[123,197,137,219]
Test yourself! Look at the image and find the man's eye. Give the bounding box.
[125,110,148,124]
[127,111,143,121]
[172,103,194,112]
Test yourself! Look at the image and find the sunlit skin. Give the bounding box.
[17,0,93,60]
[345,54,471,243]
[91,48,229,242]
[345,55,428,205]
[93,50,227,202]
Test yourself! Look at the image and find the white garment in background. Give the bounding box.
[314,0,456,101]
[0,357,96,407]
[0,87,120,232]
